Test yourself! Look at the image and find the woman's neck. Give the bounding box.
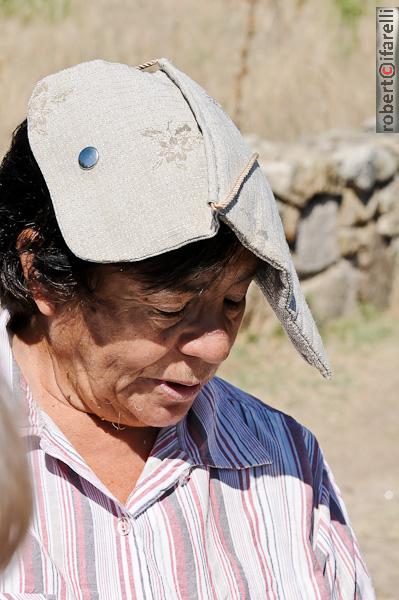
[11,330,160,504]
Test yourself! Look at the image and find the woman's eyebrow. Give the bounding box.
[176,264,260,294]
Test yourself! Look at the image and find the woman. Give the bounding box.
[0,58,374,598]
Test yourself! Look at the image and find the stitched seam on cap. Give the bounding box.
[221,219,330,376]
[286,317,331,378]
[277,267,330,376]
[255,265,331,378]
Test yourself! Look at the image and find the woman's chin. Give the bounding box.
[107,400,191,429]
[137,403,193,428]
[121,388,199,428]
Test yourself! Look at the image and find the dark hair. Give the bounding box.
[0,120,245,331]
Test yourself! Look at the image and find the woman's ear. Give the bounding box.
[16,228,56,317]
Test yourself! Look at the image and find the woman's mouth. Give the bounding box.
[148,378,202,402]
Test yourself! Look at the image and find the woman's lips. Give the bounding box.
[148,378,202,402]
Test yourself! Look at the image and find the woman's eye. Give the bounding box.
[154,306,186,318]
[154,295,246,318]
[224,297,246,309]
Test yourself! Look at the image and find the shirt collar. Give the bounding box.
[176,376,274,469]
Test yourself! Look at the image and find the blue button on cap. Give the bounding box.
[78,146,99,170]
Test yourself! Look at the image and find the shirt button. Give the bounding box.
[178,469,191,486]
[117,516,131,536]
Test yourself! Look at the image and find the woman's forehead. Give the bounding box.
[100,250,260,299]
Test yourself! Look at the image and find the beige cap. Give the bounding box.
[27,58,331,379]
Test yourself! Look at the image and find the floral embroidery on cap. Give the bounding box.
[28,81,74,135]
[140,121,202,170]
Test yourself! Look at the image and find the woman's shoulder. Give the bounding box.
[208,375,312,435]
[203,375,320,469]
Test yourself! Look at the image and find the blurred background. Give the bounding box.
[0,1,398,597]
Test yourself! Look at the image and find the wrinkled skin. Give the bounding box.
[13,247,261,431]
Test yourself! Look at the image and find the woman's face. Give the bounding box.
[38,247,260,428]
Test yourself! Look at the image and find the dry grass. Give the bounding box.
[0,0,376,157]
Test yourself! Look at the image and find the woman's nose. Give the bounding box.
[177,326,233,365]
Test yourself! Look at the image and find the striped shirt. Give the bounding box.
[0,314,375,599]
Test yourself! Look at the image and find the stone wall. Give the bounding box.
[243,123,399,328]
